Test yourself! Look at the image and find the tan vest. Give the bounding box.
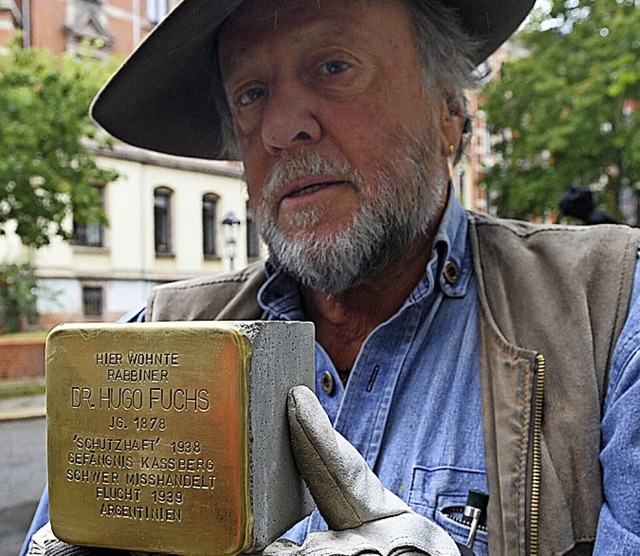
[148,213,640,556]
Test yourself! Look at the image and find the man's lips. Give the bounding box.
[287,183,331,198]
[280,179,350,201]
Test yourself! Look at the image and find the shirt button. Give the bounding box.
[320,371,335,394]
[443,260,460,285]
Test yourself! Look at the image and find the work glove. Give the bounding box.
[27,386,468,556]
[261,385,465,556]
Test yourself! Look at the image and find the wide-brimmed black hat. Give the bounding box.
[91,0,535,160]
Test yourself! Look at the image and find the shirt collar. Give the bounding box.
[259,259,306,320]
[413,184,471,303]
[258,184,471,320]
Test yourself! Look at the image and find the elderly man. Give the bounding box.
[23,0,640,555]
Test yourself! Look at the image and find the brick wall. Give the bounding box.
[0,339,45,380]
[0,9,17,46]
[30,0,66,53]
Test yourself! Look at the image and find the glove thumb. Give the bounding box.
[287,385,412,530]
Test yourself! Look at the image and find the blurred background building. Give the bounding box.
[0,0,265,325]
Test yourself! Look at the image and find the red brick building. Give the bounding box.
[0,0,179,55]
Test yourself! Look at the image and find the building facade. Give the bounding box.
[0,0,256,325]
[37,148,252,325]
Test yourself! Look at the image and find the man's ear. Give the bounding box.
[439,91,465,158]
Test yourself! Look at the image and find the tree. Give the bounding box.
[480,0,640,222]
[0,263,39,333]
[0,36,119,248]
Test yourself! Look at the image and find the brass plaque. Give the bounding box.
[47,322,253,555]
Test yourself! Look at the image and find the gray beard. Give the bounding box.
[256,139,447,294]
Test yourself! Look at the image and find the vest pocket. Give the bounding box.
[409,466,489,554]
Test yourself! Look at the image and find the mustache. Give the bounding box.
[262,152,359,203]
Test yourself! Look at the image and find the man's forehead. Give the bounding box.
[223,0,388,30]
[218,0,403,69]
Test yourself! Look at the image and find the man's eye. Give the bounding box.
[237,87,267,106]
[321,60,349,75]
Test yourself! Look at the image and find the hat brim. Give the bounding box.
[91,0,535,161]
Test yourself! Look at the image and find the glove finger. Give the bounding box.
[287,386,409,530]
[261,513,461,556]
[26,523,129,556]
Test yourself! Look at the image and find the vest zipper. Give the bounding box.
[530,353,545,556]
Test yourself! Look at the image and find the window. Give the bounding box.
[82,286,103,317]
[73,185,105,248]
[154,187,173,255]
[246,203,261,259]
[202,193,219,258]
[147,0,169,24]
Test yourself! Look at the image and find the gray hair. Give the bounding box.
[402,0,480,162]
[404,0,479,93]
[214,0,480,160]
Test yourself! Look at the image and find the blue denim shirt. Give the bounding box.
[21,196,640,555]
[261,196,488,552]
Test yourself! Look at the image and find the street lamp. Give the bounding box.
[222,211,241,270]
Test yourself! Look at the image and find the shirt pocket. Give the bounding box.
[408,466,489,555]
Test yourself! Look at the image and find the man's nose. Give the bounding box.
[261,83,321,155]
